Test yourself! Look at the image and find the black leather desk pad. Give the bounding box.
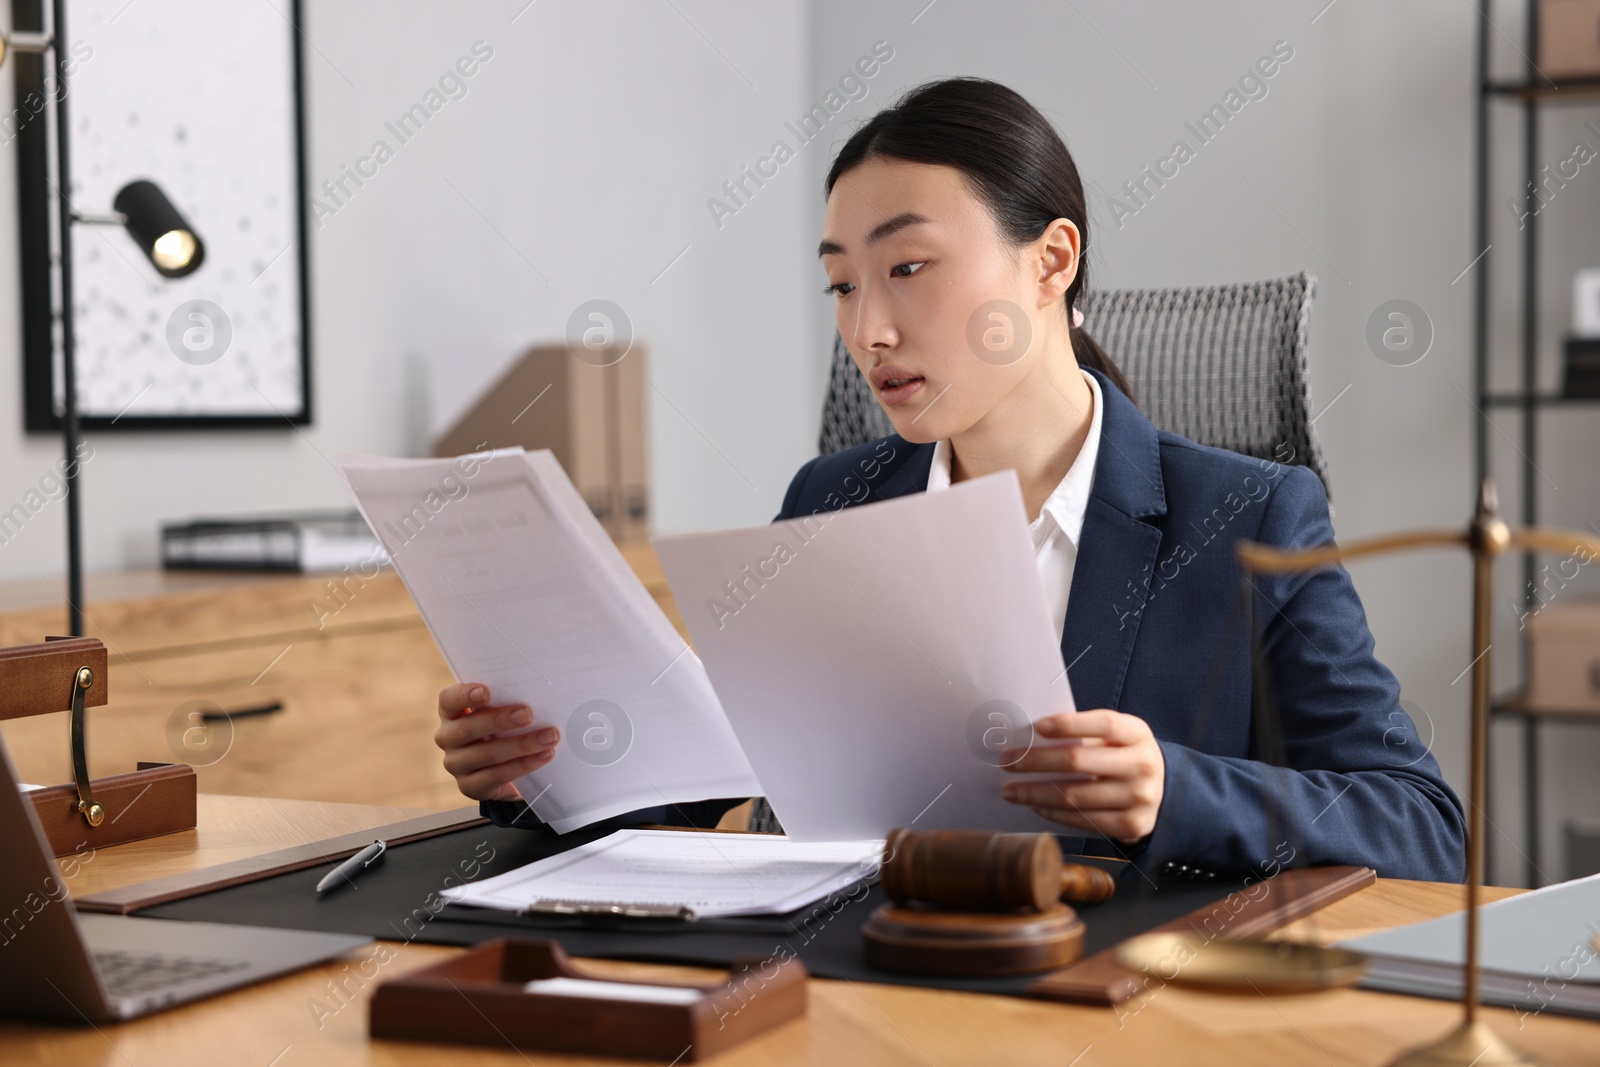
[135,822,1252,997]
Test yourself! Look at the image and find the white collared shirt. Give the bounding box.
[925,369,1103,644]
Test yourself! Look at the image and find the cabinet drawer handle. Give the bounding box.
[199,700,284,722]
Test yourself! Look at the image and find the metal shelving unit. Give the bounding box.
[1474,4,1600,888]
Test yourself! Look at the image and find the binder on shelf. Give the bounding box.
[615,339,650,542]
[161,510,388,573]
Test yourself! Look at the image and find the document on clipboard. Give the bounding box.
[338,447,761,834]
[440,828,883,918]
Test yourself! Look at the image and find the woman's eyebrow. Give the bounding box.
[817,211,932,258]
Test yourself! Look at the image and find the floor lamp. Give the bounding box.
[2,4,204,636]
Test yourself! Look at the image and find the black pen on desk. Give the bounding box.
[315,839,386,895]
[199,700,283,722]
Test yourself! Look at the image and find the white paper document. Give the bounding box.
[338,448,760,833]
[521,977,704,1005]
[441,828,883,918]
[652,471,1077,842]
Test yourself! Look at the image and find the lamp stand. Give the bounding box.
[50,0,85,636]
[7,2,91,634]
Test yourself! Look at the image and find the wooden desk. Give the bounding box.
[0,546,684,812]
[2,795,1594,1066]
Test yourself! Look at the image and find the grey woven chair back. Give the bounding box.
[817,271,1327,487]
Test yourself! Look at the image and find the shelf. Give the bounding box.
[1483,75,1600,103]
[1473,4,1600,890]
[1482,392,1600,407]
[1492,696,1600,721]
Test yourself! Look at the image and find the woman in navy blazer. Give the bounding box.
[435,77,1463,882]
[774,372,1463,881]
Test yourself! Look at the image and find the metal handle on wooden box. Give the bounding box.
[67,666,103,827]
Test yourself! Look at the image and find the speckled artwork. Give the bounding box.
[53,0,306,421]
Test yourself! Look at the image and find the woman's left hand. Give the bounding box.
[1000,709,1165,843]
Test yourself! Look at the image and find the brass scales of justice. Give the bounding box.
[1114,481,1600,1067]
[0,636,198,857]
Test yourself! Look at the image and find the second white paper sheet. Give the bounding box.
[339,448,760,833]
[652,470,1076,842]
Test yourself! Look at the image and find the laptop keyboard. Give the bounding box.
[93,949,251,997]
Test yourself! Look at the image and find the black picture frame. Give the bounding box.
[11,0,314,431]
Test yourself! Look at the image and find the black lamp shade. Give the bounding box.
[113,179,205,278]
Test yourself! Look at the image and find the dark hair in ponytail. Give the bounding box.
[824,76,1135,405]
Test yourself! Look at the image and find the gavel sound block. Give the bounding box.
[0,638,196,857]
[862,828,1117,977]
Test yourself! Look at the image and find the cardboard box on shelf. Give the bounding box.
[1539,0,1600,79]
[434,344,648,542]
[1525,597,1600,713]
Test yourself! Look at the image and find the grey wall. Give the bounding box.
[0,0,1595,884]
[0,0,821,583]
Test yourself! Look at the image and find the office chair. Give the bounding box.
[817,271,1326,485]
[748,272,1327,835]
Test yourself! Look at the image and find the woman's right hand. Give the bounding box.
[434,682,560,802]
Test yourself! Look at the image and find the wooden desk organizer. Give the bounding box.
[370,939,806,1061]
[0,637,196,856]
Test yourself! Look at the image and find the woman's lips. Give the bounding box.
[878,375,925,406]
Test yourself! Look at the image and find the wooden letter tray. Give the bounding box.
[0,637,196,857]
[370,938,806,1061]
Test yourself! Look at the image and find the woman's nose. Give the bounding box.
[845,292,898,352]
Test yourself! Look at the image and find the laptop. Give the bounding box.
[0,736,372,1023]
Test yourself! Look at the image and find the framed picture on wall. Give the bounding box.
[12,0,312,429]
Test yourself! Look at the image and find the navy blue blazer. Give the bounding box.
[772,368,1464,882]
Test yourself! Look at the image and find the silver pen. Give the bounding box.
[315,839,387,894]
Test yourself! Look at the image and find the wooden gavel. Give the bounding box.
[880,828,1117,911]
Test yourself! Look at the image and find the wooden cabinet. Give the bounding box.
[0,543,687,811]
